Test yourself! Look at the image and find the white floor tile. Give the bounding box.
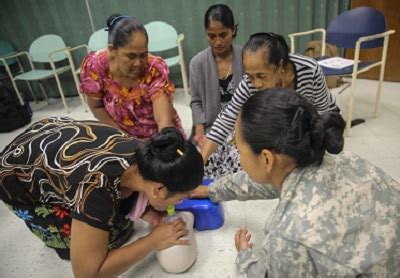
[1,80,400,277]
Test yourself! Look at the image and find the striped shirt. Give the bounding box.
[206,54,338,145]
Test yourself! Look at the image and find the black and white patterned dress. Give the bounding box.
[204,74,241,179]
[0,117,140,259]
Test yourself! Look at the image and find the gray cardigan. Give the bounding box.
[189,45,243,134]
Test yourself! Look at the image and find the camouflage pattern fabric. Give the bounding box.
[209,151,400,277]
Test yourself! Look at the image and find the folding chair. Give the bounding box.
[66,28,109,111]
[0,40,35,104]
[0,35,85,112]
[288,7,395,136]
[144,21,189,101]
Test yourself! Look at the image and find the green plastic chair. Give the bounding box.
[66,28,109,110]
[0,40,17,81]
[0,40,16,67]
[144,21,189,100]
[0,40,36,99]
[1,35,83,112]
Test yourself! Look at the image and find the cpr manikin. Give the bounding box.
[156,205,197,273]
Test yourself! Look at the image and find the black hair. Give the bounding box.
[240,88,345,168]
[106,13,148,48]
[135,127,204,194]
[243,32,290,68]
[204,4,238,37]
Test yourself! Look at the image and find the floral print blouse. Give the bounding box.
[80,49,183,139]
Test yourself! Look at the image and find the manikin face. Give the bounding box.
[206,20,235,56]
[243,48,282,90]
[110,31,148,79]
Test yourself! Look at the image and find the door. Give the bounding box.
[345,0,400,81]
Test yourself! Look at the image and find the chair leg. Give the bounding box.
[345,76,357,137]
[38,81,49,104]
[26,81,37,102]
[3,63,24,106]
[25,81,38,103]
[10,79,25,106]
[72,73,88,112]
[375,35,390,117]
[179,62,190,104]
[374,71,384,117]
[177,41,190,104]
[67,51,88,112]
[53,72,70,113]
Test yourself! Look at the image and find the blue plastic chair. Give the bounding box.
[144,21,189,101]
[289,7,395,136]
[0,35,83,112]
[65,28,109,111]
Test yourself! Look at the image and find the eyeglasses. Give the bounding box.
[249,32,276,40]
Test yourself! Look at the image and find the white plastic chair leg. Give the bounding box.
[345,76,358,137]
[25,81,37,103]
[374,36,390,117]
[72,72,88,112]
[11,81,25,106]
[53,72,70,113]
[374,67,384,117]
[25,81,36,102]
[67,51,88,112]
[38,81,49,104]
[3,63,24,106]
[179,62,189,102]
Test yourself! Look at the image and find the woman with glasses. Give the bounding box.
[0,117,204,276]
[189,4,243,179]
[201,32,338,163]
[195,89,399,276]
[80,14,183,140]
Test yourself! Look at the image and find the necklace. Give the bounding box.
[220,63,232,80]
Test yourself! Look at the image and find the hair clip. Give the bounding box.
[176,149,184,156]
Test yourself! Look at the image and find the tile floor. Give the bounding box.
[0,79,399,277]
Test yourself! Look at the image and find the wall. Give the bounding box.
[0,0,349,97]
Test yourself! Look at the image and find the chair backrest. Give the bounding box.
[145,21,178,52]
[0,40,16,66]
[88,28,109,52]
[326,6,386,49]
[29,34,67,63]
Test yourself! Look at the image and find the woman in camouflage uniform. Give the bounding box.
[193,88,400,276]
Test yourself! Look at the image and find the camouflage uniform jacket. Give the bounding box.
[208,151,400,277]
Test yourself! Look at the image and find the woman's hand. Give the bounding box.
[235,227,253,251]
[148,218,189,251]
[194,134,206,149]
[141,206,166,226]
[190,185,209,199]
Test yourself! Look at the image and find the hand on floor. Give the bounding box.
[235,226,253,251]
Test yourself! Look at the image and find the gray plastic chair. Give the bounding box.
[144,21,189,101]
[1,35,83,112]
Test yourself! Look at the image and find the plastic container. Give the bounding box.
[156,205,197,273]
[176,179,225,231]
